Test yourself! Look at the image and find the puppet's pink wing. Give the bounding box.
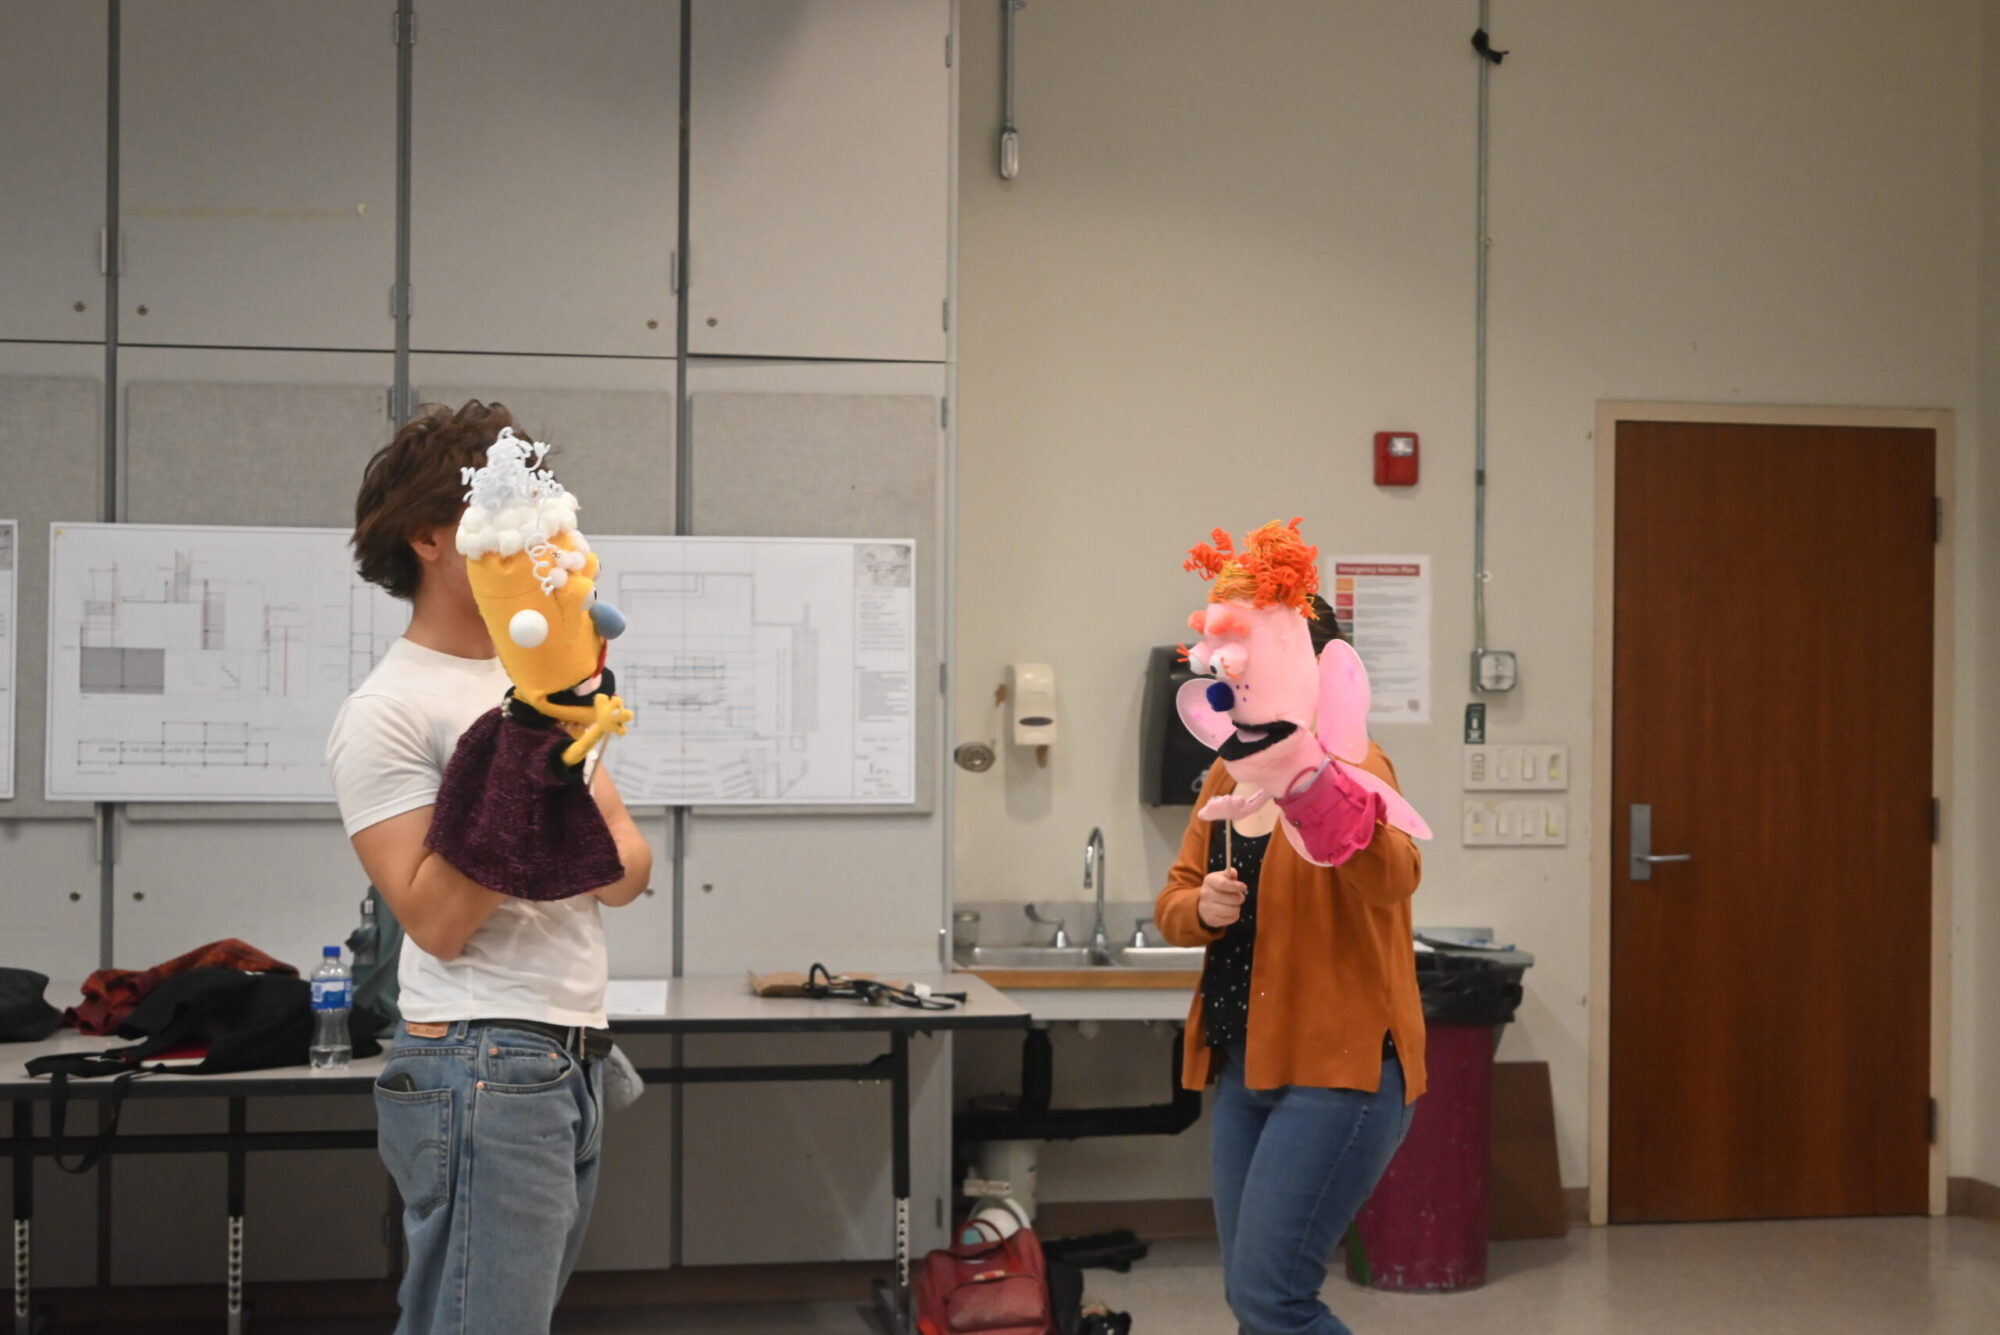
[1314,641,1372,764]
[1176,677,1236,752]
[1337,760,1434,841]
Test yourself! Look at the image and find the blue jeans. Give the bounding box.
[374,1020,605,1335]
[1211,1045,1416,1335]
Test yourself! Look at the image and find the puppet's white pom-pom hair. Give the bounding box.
[455,427,582,564]
[508,610,550,648]
[557,550,585,572]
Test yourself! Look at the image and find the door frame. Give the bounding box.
[1588,401,1956,1226]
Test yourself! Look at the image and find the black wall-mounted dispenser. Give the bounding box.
[1140,645,1213,806]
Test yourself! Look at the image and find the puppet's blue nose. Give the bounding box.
[589,599,627,640]
[1206,681,1236,713]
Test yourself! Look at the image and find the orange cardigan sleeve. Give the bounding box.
[1335,745,1423,906]
[1154,761,1230,947]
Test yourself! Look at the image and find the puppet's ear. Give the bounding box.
[1314,640,1372,764]
[1176,677,1237,751]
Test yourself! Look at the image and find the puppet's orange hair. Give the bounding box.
[1183,518,1320,616]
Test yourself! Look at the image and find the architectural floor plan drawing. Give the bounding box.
[0,521,16,800]
[45,524,405,801]
[589,536,916,805]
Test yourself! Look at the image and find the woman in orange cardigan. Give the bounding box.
[1155,598,1424,1335]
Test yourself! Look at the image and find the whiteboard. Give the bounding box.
[0,520,15,798]
[44,524,404,802]
[590,536,916,806]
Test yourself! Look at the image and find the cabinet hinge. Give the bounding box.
[940,398,950,430]
[1928,1097,1939,1144]
[393,11,417,45]
[1934,496,1943,543]
[1930,797,1941,844]
[942,298,951,333]
[389,284,411,319]
[945,33,954,67]
[940,662,949,695]
[670,250,680,296]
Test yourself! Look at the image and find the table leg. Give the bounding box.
[892,1029,911,1291]
[227,1098,246,1335]
[870,1031,914,1335]
[11,1103,30,1335]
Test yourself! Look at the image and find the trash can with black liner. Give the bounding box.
[1346,939,1531,1293]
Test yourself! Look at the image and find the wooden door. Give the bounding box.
[1610,420,1934,1222]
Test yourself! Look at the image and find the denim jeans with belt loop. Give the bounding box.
[373,1019,605,1335]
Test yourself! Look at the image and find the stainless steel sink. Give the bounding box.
[957,945,1099,970]
[1111,945,1207,971]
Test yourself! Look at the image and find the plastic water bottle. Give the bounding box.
[310,945,352,1070]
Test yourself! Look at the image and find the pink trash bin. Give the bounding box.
[1347,1023,1498,1292]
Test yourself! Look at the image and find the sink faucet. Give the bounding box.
[1084,827,1110,960]
[1024,904,1069,948]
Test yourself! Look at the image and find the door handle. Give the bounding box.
[1629,804,1692,881]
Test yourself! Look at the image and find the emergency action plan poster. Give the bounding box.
[1328,556,1431,725]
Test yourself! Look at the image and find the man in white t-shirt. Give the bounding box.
[327,400,652,1335]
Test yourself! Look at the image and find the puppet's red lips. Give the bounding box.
[1218,719,1298,761]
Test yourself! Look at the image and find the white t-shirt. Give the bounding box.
[326,637,609,1027]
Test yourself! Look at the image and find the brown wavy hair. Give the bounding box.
[352,400,517,600]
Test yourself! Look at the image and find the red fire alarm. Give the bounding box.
[1374,432,1420,487]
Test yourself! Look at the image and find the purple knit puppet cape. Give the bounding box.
[425,677,624,903]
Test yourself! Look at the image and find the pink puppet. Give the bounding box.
[1176,519,1432,866]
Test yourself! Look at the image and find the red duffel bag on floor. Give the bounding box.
[913,1218,1055,1335]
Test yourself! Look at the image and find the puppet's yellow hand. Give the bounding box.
[560,693,634,768]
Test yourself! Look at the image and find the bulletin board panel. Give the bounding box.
[415,383,676,537]
[125,380,394,527]
[0,373,102,818]
[688,390,941,815]
[120,371,395,821]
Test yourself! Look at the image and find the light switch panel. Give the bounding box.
[1463,744,1570,792]
[1462,797,1570,847]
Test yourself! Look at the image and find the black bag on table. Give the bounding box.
[0,968,62,1043]
[23,969,374,1173]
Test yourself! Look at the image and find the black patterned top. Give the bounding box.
[1200,821,1271,1050]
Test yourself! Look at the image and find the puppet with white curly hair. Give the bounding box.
[425,429,634,901]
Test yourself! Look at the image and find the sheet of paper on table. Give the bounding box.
[605,979,670,1017]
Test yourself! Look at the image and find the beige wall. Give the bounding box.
[1966,0,2000,1189]
[954,0,1987,1196]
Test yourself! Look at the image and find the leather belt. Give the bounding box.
[478,1018,614,1059]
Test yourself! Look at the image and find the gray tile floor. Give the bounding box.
[260,1217,2000,1334]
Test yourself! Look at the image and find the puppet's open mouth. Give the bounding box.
[547,647,613,708]
[1217,719,1298,761]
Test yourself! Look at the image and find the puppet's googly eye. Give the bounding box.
[1188,646,1212,675]
[508,610,550,648]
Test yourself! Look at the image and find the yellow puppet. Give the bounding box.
[425,429,633,901]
